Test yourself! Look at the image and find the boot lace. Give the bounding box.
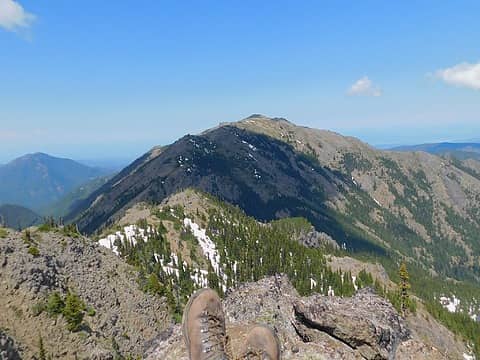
[200,311,227,359]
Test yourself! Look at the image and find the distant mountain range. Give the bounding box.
[0,153,113,212]
[390,142,480,160]
[0,204,41,230]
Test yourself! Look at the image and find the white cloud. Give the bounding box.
[435,62,480,90]
[0,0,35,32]
[347,76,382,97]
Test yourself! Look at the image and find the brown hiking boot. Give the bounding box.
[182,288,228,360]
[237,325,281,359]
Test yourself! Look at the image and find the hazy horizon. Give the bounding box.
[0,116,478,165]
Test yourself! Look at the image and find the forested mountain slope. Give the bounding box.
[41,174,112,218]
[71,125,366,249]
[233,116,480,282]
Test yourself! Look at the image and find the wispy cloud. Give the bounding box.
[434,62,480,90]
[0,0,35,32]
[347,76,382,97]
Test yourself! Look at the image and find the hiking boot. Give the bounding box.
[237,325,281,359]
[182,288,228,360]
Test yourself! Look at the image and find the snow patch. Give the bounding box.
[184,218,227,291]
[440,295,461,313]
[98,224,154,256]
[352,275,358,291]
[98,235,120,256]
[241,140,257,151]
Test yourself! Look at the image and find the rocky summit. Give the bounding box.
[145,275,463,360]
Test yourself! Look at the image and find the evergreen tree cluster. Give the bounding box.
[35,291,91,332]
[113,217,196,322]
[205,205,362,297]
[38,217,80,237]
[109,203,383,323]
[425,300,480,355]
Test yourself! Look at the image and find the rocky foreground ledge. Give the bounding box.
[0,229,470,359]
[145,275,452,360]
[0,230,169,359]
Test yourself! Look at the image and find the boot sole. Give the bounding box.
[182,288,211,358]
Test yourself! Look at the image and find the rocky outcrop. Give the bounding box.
[0,229,170,359]
[145,275,457,359]
[0,331,22,360]
[296,228,339,250]
[293,288,409,359]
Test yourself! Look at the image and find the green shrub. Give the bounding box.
[23,230,33,244]
[62,224,80,238]
[86,306,96,317]
[63,292,85,332]
[0,227,7,238]
[46,292,65,316]
[37,223,54,232]
[28,246,40,257]
[143,273,164,296]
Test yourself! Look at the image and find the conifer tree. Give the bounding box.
[399,262,411,316]
[63,292,85,332]
[207,262,222,296]
[38,335,47,360]
[46,291,65,315]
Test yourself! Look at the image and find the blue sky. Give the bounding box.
[1,1,480,163]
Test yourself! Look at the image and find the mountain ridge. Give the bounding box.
[0,204,41,229]
[68,116,480,286]
[389,142,480,161]
[70,125,385,253]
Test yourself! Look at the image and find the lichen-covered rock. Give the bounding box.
[395,339,446,360]
[293,287,409,359]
